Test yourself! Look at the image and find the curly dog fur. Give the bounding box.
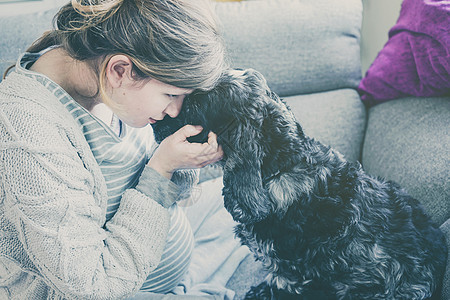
[151,69,447,299]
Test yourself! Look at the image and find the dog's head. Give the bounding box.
[151,68,275,147]
[152,68,302,223]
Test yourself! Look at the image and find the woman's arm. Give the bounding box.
[0,101,170,299]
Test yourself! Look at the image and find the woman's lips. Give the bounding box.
[148,118,157,124]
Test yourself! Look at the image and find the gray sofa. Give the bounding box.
[0,0,448,299]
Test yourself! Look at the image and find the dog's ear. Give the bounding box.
[219,70,275,223]
[221,125,274,224]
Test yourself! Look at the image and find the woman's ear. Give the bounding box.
[105,55,134,89]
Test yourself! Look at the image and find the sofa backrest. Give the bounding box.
[1,0,362,95]
[213,0,363,97]
[0,8,58,80]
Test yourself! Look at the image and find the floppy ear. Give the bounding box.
[221,128,274,223]
[219,76,273,223]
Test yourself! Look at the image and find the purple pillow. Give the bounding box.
[358,0,450,105]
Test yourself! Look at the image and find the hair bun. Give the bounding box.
[72,0,124,13]
[68,0,124,30]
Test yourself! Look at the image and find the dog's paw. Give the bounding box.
[244,282,272,299]
[244,282,300,300]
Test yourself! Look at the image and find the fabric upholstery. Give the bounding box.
[362,95,450,299]
[213,0,363,97]
[362,97,450,226]
[285,89,366,162]
[226,256,266,300]
[0,8,59,80]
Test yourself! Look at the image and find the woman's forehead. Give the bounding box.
[151,78,194,94]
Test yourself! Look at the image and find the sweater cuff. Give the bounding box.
[135,166,179,208]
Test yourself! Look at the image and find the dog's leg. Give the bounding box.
[244,282,299,300]
[222,158,273,223]
[245,281,336,300]
[244,282,272,299]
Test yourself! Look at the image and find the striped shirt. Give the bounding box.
[18,51,194,293]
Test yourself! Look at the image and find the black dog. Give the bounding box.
[152,69,447,299]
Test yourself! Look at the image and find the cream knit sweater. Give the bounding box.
[0,72,172,299]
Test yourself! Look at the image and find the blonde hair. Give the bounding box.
[24,0,226,105]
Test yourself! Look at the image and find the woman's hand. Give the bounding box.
[148,125,223,179]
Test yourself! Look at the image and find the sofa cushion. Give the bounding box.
[362,96,450,226]
[226,255,266,300]
[284,88,366,162]
[0,8,58,81]
[358,0,450,105]
[213,0,362,97]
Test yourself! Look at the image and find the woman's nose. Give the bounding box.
[164,98,184,118]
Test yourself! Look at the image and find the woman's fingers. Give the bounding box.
[206,131,219,151]
[180,129,223,166]
[199,131,223,160]
[174,124,203,141]
[149,125,223,178]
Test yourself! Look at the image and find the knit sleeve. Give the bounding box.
[0,100,170,299]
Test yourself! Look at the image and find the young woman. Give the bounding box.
[0,0,226,298]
